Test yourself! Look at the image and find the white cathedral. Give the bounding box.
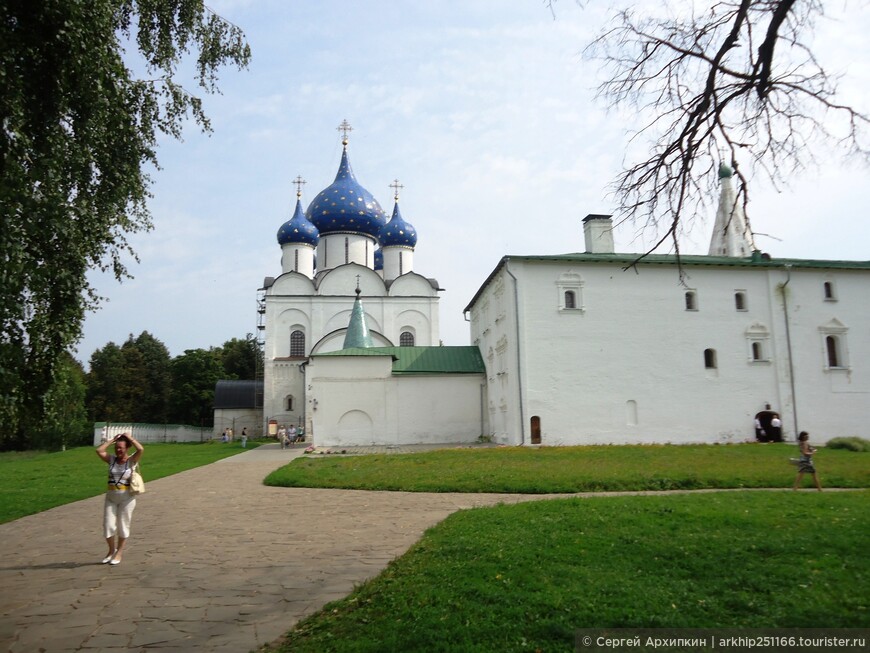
[258,127,869,447]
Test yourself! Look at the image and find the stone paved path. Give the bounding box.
[0,444,569,652]
[0,444,826,652]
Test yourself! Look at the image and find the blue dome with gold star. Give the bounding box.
[277,197,320,247]
[306,146,386,238]
[378,201,417,248]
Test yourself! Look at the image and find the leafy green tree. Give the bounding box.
[37,353,90,451]
[85,331,171,423]
[123,331,171,423]
[169,348,223,427]
[85,342,126,422]
[219,333,262,380]
[0,1,250,449]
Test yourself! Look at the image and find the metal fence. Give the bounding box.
[93,422,211,445]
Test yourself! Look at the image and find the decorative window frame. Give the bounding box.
[745,323,771,363]
[819,319,849,371]
[556,272,584,313]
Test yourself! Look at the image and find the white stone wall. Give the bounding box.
[306,356,484,447]
[469,258,869,445]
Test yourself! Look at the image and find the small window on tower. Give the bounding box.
[735,291,747,311]
[823,281,837,301]
[685,291,698,311]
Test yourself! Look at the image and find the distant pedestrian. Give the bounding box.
[793,431,822,491]
[770,415,782,442]
[288,425,298,444]
[242,427,247,438]
[96,433,144,564]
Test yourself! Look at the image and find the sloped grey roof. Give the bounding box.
[214,380,263,409]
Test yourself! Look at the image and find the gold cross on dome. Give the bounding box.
[389,179,404,201]
[292,175,306,198]
[337,119,353,144]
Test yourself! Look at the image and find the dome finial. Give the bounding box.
[389,178,404,202]
[292,175,306,199]
[337,119,353,147]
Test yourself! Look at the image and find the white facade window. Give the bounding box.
[735,291,747,311]
[564,291,576,309]
[704,348,717,369]
[685,290,698,311]
[285,395,294,411]
[290,330,305,357]
[745,323,770,363]
[823,280,837,301]
[819,319,849,370]
[344,237,349,264]
[399,331,415,347]
[557,272,584,313]
[751,342,763,361]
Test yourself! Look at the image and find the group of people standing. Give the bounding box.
[277,424,304,449]
[754,404,783,442]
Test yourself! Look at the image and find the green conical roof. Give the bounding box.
[343,290,374,349]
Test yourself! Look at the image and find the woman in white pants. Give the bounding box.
[96,433,144,565]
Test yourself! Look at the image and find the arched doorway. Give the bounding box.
[530,416,541,445]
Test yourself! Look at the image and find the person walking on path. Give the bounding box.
[793,431,822,491]
[96,433,144,564]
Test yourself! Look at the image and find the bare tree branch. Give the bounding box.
[578,0,870,259]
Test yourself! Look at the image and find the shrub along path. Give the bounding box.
[0,443,854,652]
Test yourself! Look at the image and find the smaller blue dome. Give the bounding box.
[378,201,417,248]
[278,197,320,247]
[374,248,383,271]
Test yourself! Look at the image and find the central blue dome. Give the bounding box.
[306,147,386,238]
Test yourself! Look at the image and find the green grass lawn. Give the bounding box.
[0,440,262,524]
[267,491,870,653]
[265,443,869,493]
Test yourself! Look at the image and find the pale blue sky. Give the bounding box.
[77,0,870,365]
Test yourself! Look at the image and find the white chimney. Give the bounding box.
[583,214,614,254]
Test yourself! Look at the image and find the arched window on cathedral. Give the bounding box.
[564,290,576,309]
[704,348,717,369]
[345,237,349,264]
[285,395,294,412]
[735,291,746,311]
[400,331,415,347]
[290,330,305,357]
[685,290,698,311]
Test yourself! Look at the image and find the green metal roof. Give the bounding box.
[464,252,870,312]
[314,346,485,375]
[507,252,870,270]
